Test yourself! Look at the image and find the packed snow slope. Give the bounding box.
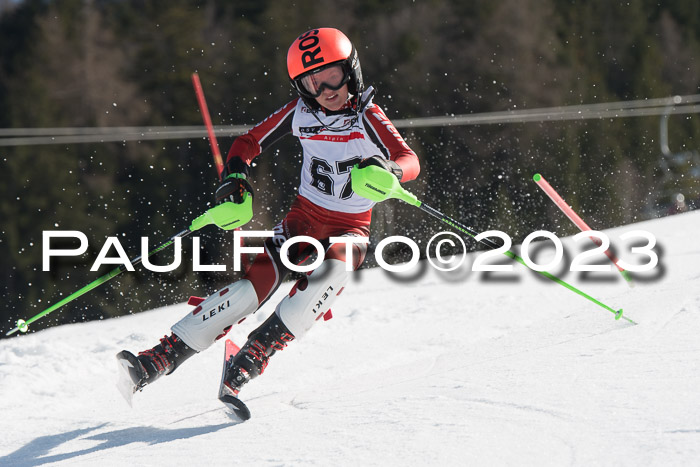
[1,211,700,466]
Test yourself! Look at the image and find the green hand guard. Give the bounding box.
[190,192,254,231]
[351,165,420,206]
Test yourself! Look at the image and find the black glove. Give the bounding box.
[215,157,254,204]
[357,155,403,181]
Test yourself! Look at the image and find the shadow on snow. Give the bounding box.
[0,421,236,466]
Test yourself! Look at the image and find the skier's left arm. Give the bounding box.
[361,104,420,182]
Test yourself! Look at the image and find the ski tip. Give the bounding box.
[116,353,137,407]
[224,339,242,357]
[220,394,251,422]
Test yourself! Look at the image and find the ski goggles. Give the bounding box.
[296,63,351,98]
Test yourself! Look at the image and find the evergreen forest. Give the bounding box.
[1,0,699,335]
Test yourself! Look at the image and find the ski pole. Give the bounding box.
[6,228,193,336]
[351,165,636,325]
[5,199,253,337]
[532,173,634,286]
[7,75,242,337]
[416,202,635,323]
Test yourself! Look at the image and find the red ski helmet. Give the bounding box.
[287,28,364,110]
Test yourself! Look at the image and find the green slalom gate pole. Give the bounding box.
[5,195,253,337]
[351,165,636,325]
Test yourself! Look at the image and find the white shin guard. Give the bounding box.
[276,259,349,339]
[171,279,259,352]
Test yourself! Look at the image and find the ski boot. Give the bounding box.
[117,333,197,396]
[221,313,295,397]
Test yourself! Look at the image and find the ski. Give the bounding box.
[218,339,251,422]
[115,350,146,407]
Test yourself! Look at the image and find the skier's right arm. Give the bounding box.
[214,99,298,205]
[215,158,254,204]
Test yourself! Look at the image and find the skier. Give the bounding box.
[117,27,420,404]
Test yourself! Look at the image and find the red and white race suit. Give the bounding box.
[227,87,420,218]
[231,87,420,301]
[171,88,421,348]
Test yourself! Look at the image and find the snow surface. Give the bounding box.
[1,211,700,466]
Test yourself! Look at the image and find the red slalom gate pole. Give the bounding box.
[192,72,249,271]
[192,72,224,180]
[533,173,634,286]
